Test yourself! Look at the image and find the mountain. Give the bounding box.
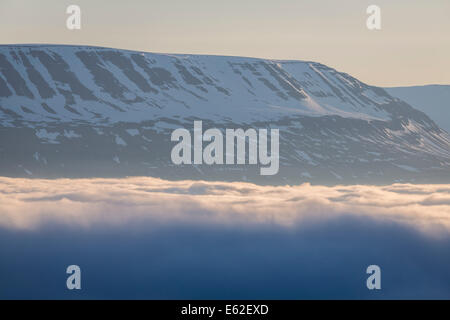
[386,85,450,133]
[1,44,449,184]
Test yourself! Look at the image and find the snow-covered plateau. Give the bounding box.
[1,44,449,184]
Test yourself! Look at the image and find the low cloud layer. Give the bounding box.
[0,177,449,234]
[1,177,450,299]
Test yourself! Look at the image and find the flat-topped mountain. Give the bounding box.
[1,44,449,184]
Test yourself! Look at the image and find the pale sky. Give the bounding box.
[0,0,449,87]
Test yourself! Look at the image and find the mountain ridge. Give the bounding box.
[0,44,396,124]
[386,85,450,133]
[0,44,449,185]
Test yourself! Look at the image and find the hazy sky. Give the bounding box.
[0,0,449,86]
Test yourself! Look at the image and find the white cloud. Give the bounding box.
[0,177,449,234]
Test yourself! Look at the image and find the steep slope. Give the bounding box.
[386,85,450,133]
[1,44,449,184]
